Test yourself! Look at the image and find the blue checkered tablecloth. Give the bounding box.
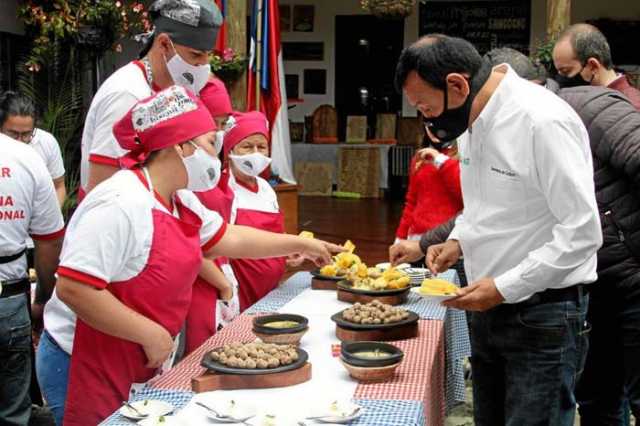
[101,387,426,426]
[246,270,471,412]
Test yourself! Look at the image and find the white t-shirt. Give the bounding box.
[29,128,65,180]
[44,169,226,354]
[80,62,152,191]
[0,134,65,281]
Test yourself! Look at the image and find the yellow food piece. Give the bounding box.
[382,267,406,281]
[320,264,337,276]
[343,240,356,253]
[420,278,459,295]
[334,252,361,269]
[355,263,368,278]
[299,230,314,239]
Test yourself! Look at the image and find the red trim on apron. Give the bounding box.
[63,176,204,425]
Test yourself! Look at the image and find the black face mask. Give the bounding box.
[424,61,492,142]
[555,67,591,88]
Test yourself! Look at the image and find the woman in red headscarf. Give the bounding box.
[38,86,341,425]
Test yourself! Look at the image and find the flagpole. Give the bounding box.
[255,0,263,111]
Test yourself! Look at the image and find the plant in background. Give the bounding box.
[531,36,558,77]
[210,48,248,85]
[18,0,151,70]
[360,0,417,19]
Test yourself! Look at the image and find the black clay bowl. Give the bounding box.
[252,313,309,335]
[340,341,404,368]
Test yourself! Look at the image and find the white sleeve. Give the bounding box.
[89,90,139,162]
[47,133,65,179]
[494,119,603,303]
[177,190,226,248]
[58,201,138,288]
[29,156,64,239]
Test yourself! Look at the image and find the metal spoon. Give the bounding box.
[195,401,254,424]
[122,401,146,418]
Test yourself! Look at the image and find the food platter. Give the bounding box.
[330,310,418,331]
[201,346,308,376]
[336,280,410,305]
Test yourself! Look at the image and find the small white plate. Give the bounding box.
[198,399,258,423]
[119,400,173,421]
[137,415,183,426]
[375,262,410,271]
[411,286,457,302]
[309,402,364,424]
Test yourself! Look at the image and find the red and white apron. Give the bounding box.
[227,174,286,312]
[63,171,204,425]
[185,171,239,354]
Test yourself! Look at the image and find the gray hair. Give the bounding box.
[483,47,539,80]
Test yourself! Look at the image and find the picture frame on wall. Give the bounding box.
[285,74,299,99]
[282,42,324,61]
[293,5,314,32]
[303,69,326,95]
[279,4,291,32]
[346,116,368,143]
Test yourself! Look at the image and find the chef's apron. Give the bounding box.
[184,172,240,355]
[63,170,203,425]
[231,208,286,312]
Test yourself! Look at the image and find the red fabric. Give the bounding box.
[185,171,235,354]
[247,0,282,155]
[201,77,233,118]
[112,86,216,168]
[88,154,120,167]
[232,208,286,312]
[396,155,463,239]
[223,111,270,157]
[63,183,204,425]
[31,227,65,241]
[608,75,640,111]
[214,0,226,53]
[57,266,107,290]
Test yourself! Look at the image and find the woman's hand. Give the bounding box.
[219,280,234,302]
[415,147,440,170]
[298,238,344,266]
[141,324,174,369]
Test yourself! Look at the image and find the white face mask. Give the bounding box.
[214,130,224,155]
[182,142,221,192]
[229,152,272,177]
[165,40,210,94]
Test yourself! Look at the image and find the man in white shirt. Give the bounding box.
[395,35,602,425]
[0,91,66,206]
[79,0,222,199]
[0,133,64,425]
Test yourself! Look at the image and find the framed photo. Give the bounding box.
[346,116,368,143]
[285,74,299,99]
[282,42,324,61]
[293,5,314,32]
[303,69,326,95]
[289,122,304,142]
[279,4,291,32]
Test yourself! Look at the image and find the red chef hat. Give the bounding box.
[223,111,269,157]
[200,77,233,118]
[113,85,216,168]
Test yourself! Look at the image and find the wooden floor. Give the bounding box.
[298,196,404,265]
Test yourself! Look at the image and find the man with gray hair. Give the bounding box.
[552,23,640,109]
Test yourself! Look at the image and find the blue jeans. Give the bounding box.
[577,282,640,425]
[469,293,590,426]
[36,330,70,426]
[0,294,32,426]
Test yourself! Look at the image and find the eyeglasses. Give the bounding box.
[4,129,35,143]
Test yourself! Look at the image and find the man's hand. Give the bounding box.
[442,278,505,311]
[389,240,424,265]
[415,147,440,170]
[426,240,462,274]
[141,323,174,369]
[31,302,45,345]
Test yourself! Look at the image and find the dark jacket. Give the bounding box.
[554,86,640,288]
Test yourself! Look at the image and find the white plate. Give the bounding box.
[309,402,364,424]
[198,399,258,423]
[137,415,184,426]
[375,262,410,271]
[411,286,457,302]
[119,400,173,420]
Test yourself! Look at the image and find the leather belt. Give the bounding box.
[0,278,30,298]
[0,248,27,264]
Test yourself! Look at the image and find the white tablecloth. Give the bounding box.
[291,143,391,189]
